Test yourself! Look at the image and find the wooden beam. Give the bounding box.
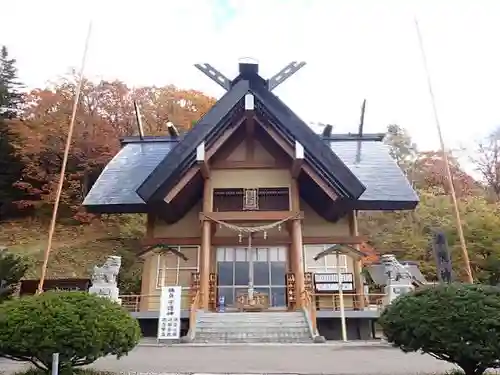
[291,140,304,178]
[212,160,288,170]
[200,210,303,222]
[141,235,367,248]
[245,118,255,162]
[206,117,245,160]
[303,164,338,201]
[254,116,339,202]
[164,166,200,203]
[163,118,246,204]
[245,93,255,162]
[196,142,210,179]
[349,210,366,309]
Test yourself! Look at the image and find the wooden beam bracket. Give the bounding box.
[196,141,210,179]
[292,140,304,178]
[199,210,304,222]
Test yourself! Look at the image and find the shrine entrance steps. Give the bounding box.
[192,311,314,343]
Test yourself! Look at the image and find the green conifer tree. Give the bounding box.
[0,46,24,218]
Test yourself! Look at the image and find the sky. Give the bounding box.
[1,0,500,155]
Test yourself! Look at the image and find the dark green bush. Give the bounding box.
[378,283,500,375]
[0,251,28,303]
[0,291,141,372]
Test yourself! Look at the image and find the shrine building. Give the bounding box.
[83,60,419,341]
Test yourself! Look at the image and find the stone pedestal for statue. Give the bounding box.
[380,254,414,305]
[89,256,122,305]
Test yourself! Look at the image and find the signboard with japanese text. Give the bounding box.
[313,272,354,293]
[157,286,182,340]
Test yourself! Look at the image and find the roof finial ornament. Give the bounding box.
[238,56,259,65]
[355,99,366,164]
[267,61,306,91]
[194,63,231,91]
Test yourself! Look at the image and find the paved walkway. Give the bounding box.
[1,345,457,375]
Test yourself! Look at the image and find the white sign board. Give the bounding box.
[158,286,182,340]
[316,282,354,291]
[314,273,353,283]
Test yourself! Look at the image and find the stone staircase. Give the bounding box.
[192,311,314,343]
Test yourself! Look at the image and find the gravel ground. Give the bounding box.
[0,345,458,375]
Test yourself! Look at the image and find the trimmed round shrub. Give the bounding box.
[378,283,500,375]
[0,291,141,372]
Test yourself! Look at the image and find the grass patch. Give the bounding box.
[0,215,145,281]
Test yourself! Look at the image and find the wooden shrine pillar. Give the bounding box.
[140,213,156,311]
[291,219,305,307]
[290,179,305,307]
[349,211,365,309]
[200,179,212,310]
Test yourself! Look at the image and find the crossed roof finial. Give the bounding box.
[194,60,306,92]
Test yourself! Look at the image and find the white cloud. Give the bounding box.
[2,0,500,157]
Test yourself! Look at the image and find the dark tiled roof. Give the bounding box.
[329,140,419,209]
[83,137,418,213]
[83,142,176,208]
[137,80,251,202]
[251,83,365,199]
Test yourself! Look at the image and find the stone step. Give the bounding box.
[199,312,304,317]
[197,314,305,321]
[197,316,305,322]
[192,311,313,343]
[196,331,309,338]
[192,338,312,343]
[198,316,306,322]
[196,334,311,342]
[196,320,307,327]
[196,327,309,334]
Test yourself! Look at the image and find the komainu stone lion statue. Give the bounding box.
[91,256,121,286]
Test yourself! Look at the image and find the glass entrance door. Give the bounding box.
[216,247,287,309]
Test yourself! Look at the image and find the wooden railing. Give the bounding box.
[309,293,386,311]
[119,290,193,313]
[118,291,387,313]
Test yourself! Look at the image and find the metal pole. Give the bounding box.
[51,353,59,375]
[336,250,347,341]
[414,18,473,283]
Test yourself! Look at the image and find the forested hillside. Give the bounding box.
[1,46,500,291]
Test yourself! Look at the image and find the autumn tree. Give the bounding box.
[412,151,478,197]
[359,190,500,281]
[473,127,500,200]
[9,75,215,217]
[384,124,418,174]
[0,46,25,219]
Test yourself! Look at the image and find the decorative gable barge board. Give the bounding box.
[136,79,250,202]
[250,81,365,199]
[137,80,365,206]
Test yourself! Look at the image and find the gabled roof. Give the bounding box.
[329,140,418,210]
[137,79,250,202]
[83,141,176,212]
[251,82,365,199]
[83,61,419,218]
[83,136,419,213]
[137,63,365,203]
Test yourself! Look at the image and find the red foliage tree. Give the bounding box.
[8,75,215,217]
[412,151,478,197]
